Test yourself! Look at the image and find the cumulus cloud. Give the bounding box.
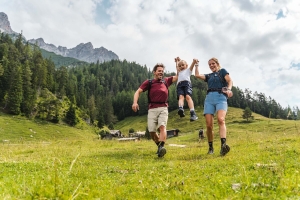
[1,0,300,108]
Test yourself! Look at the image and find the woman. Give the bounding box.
[195,58,233,156]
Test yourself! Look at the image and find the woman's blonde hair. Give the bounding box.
[209,57,222,70]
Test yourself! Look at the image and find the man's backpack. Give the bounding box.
[147,79,169,104]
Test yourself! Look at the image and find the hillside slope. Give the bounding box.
[0,112,97,142]
[115,107,292,136]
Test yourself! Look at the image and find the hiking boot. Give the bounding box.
[178,108,185,117]
[190,111,198,121]
[207,148,214,154]
[157,146,166,158]
[220,144,230,156]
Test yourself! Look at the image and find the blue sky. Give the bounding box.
[1,0,300,109]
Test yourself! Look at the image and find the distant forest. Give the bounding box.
[0,32,299,128]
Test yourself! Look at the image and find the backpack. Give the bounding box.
[147,79,169,104]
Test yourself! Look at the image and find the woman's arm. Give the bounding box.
[194,64,205,80]
[189,58,198,71]
[224,74,233,98]
[224,74,233,90]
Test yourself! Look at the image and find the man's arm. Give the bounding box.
[175,57,180,75]
[172,75,178,83]
[132,88,143,112]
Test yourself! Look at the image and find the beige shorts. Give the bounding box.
[147,107,168,132]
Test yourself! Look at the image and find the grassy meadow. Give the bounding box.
[0,107,300,199]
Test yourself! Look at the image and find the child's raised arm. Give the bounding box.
[175,57,181,74]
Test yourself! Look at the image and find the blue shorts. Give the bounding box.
[177,81,192,99]
[203,91,228,115]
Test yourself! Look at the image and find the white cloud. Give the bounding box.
[1,0,300,108]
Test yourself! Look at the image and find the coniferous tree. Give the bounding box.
[87,95,97,123]
[242,107,253,121]
[65,103,77,126]
[6,63,22,114]
[108,122,114,130]
[20,60,35,116]
[97,112,105,128]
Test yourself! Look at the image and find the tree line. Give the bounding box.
[0,32,299,128]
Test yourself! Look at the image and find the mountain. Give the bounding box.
[0,12,119,64]
[0,12,15,34]
[0,12,24,41]
[28,38,119,63]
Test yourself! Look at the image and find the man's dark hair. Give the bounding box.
[152,63,165,72]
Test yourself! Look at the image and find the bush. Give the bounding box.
[99,127,110,139]
[129,128,135,133]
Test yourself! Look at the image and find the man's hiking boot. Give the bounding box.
[190,111,198,121]
[157,146,166,158]
[207,148,214,154]
[178,108,185,117]
[220,143,230,156]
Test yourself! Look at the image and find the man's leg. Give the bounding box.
[157,107,168,157]
[157,125,167,157]
[150,132,159,144]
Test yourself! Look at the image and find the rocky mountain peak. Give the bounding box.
[0,12,15,34]
[28,38,119,63]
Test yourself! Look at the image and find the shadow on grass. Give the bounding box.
[231,120,254,124]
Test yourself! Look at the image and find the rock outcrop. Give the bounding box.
[0,12,17,34]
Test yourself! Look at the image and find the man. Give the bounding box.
[132,63,178,157]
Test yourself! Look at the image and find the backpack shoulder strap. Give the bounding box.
[147,79,153,103]
[217,70,227,87]
[161,79,168,88]
[148,79,152,89]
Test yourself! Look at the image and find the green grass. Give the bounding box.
[0,108,300,199]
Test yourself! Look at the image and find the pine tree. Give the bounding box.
[242,107,253,121]
[6,63,23,114]
[20,60,35,116]
[65,104,77,126]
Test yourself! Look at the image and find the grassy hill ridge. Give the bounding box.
[1,107,297,142]
[1,107,300,199]
[0,112,97,142]
[114,107,277,135]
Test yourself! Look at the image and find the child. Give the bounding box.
[175,57,198,121]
